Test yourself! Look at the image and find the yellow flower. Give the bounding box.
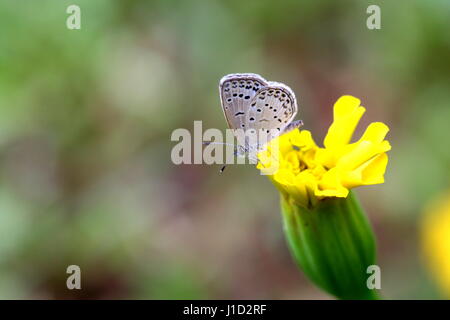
[258,95,391,208]
[421,192,450,298]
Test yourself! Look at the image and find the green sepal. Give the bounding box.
[281,190,379,300]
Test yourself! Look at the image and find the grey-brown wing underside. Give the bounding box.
[245,82,298,142]
[219,73,268,130]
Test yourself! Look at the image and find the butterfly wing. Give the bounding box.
[245,81,298,144]
[219,73,268,130]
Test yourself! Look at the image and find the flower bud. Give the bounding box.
[281,191,379,299]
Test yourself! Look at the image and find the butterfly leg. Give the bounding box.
[202,141,236,147]
[203,142,246,173]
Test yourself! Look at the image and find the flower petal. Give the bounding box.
[315,168,349,198]
[360,153,388,185]
[336,140,391,171]
[359,122,390,144]
[324,95,365,149]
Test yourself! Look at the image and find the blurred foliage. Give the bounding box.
[0,0,448,299]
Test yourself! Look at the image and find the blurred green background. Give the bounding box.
[0,0,449,299]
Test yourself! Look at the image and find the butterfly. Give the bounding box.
[204,73,302,172]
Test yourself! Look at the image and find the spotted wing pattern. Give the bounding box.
[219,73,299,150]
[219,73,267,130]
[245,82,297,143]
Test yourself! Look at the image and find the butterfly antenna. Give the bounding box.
[203,141,236,147]
[283,120,304,133]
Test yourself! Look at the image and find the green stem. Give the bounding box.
[281,191,380,300]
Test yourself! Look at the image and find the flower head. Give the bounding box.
[258,95,391,208]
